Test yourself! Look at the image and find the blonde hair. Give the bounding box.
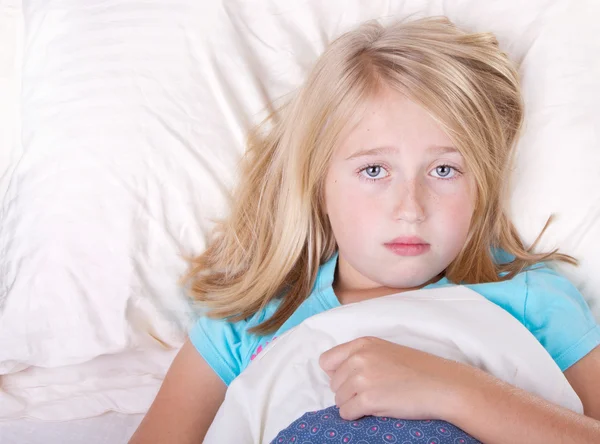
[183,16,576,334]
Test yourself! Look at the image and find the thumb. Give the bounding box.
[319,338,365,376]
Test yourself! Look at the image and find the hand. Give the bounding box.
[319,336,479,421]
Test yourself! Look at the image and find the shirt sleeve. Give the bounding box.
[188,314,258,386]
[523,265,600,371]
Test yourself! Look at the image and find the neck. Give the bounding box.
[332,254,443,305]
[333,282,409,305]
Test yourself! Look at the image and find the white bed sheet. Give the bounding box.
[0,412,143,444]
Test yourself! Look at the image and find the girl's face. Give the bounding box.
[324,88,476,294]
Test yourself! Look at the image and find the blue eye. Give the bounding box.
[430,165,458,179]
[360,165,388,180]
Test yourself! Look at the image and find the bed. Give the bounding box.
[1,0,599,443]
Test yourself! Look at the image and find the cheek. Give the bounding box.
[325,177,379,240]
[436,190,475,244]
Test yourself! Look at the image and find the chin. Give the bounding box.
[374,263,439,289]
[378,274,432,290]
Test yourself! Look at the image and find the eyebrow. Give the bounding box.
[345,144,458,160]
[429,145,459,155]
[345,146,398,160]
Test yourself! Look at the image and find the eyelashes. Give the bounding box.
[430,164,461,179]
[359,164,389,181]
[356,163,463,183]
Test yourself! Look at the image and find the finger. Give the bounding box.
[338,391,373,421]
[319,341,357,375]
[334,374,368,408]
[319,337,371,375]
[329,352,364,392]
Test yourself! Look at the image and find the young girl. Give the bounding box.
[130,16,600,443]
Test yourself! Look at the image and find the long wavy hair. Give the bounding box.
[182,16,576,334]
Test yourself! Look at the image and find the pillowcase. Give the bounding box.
[0,0,23,196]
[0,0,598,376]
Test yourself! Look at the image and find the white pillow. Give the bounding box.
[0,0,599,376]
[0,0,23,195]
[507,1,600,317]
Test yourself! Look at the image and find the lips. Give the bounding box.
[387,236,427,245]
[384,236,430,256]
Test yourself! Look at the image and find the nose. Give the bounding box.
[392,179,426,223]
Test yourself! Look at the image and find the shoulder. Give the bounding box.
[188,254,339,385]
[520,263,590,328]
[468,262,600,371]
[188,282,333,385]
[188,302,279,386]
[520,264,600,370]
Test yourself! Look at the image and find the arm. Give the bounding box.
[321,338,600,444]
[129,339,226,444]
[445,345,600,444]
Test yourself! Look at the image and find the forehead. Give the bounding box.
[334,88,455,157]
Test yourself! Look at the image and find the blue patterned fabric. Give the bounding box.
[270,405,481,444]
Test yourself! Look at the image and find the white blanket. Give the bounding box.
[204,286,582,444]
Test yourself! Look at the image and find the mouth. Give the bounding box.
[384,236,430,257]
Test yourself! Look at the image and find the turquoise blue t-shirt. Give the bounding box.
[189,253,600,385]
